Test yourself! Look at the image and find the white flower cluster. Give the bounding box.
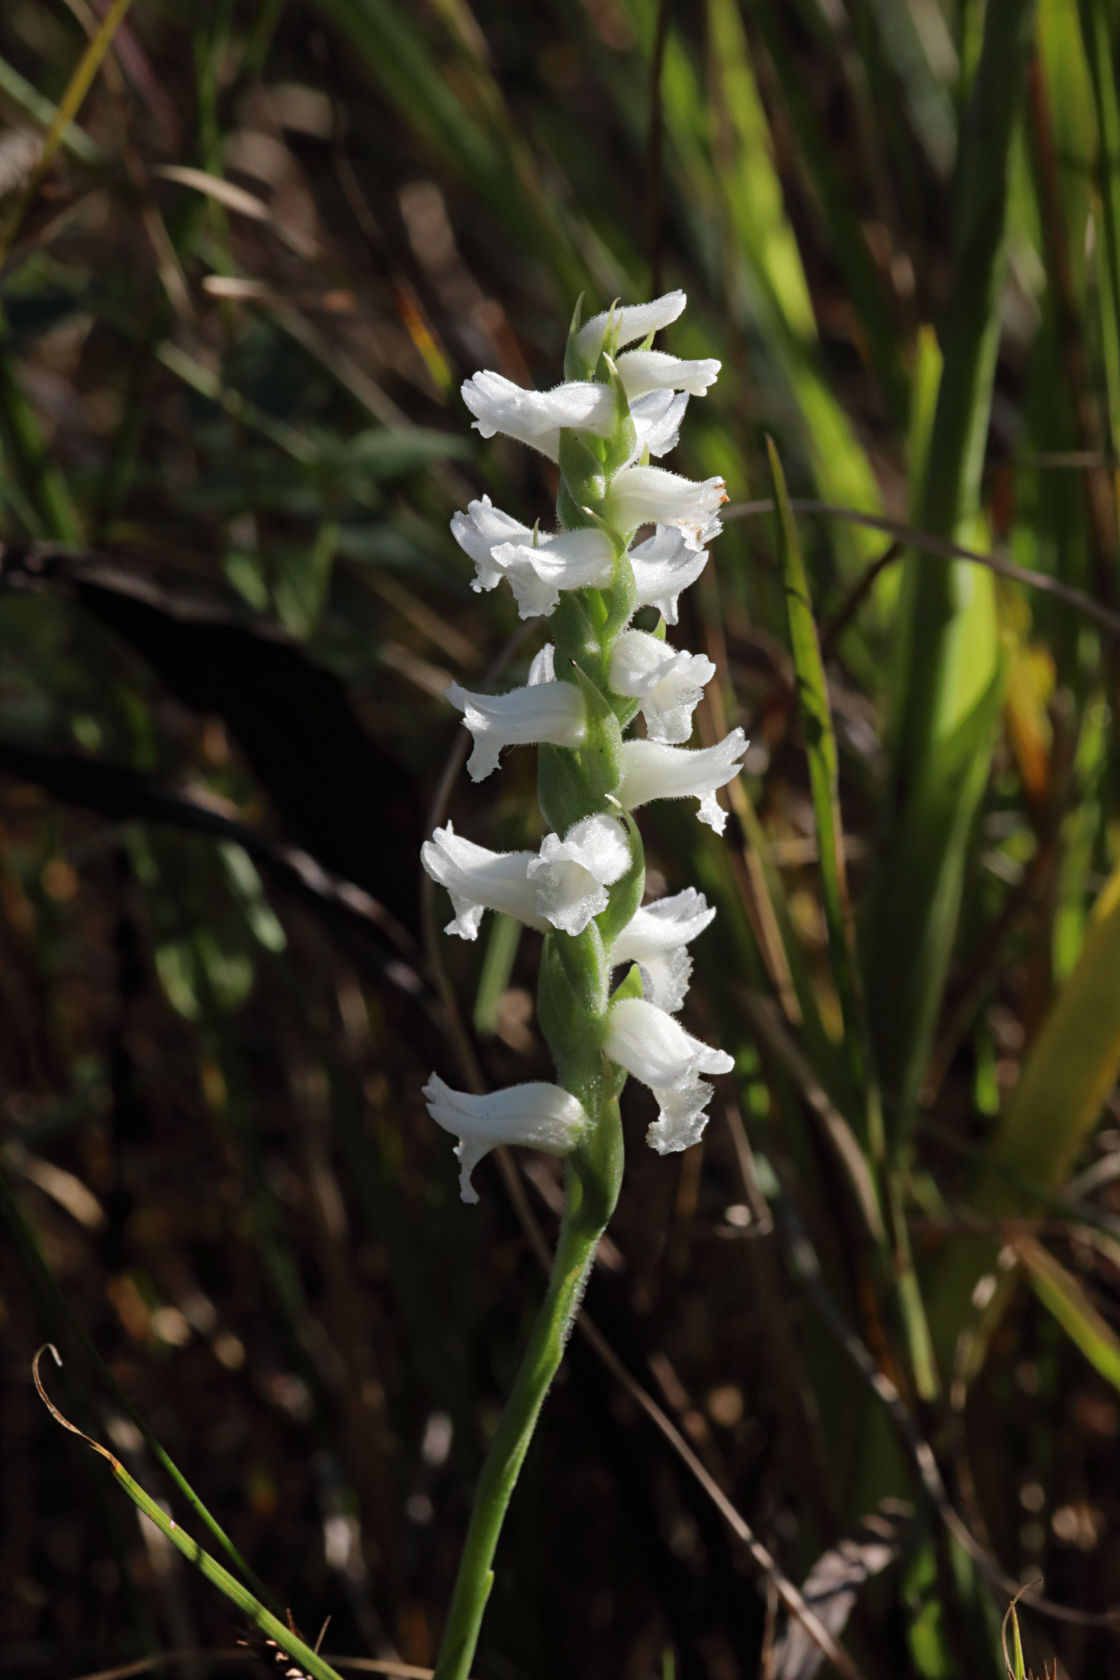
[422,292,741,1200]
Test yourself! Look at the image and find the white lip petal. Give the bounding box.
[451,496,537,593]
[423,1074,589,1202]
[446,679,586,781]
[527,814,631,936]
[462,372,616,462]
[611,888,717,1013]
[626,389,690,465]
[575,290,687,364]
[618,732,747,834]
[608,630,716,743]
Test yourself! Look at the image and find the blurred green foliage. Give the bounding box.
[2,1,1120,1677]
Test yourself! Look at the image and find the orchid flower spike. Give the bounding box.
[432,287,739,1204]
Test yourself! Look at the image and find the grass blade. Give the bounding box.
[33,1347,346,1680]
[864,0,1037,1131]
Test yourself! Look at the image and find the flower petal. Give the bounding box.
[491,527,616,618]
[616,348,721,398]
[446,679,586,781]
[575,290,687,364]
[628,526,710,625]
[462,372,615,462]
[611,887,717,1013]
[421,821,545,939]
[527,814,631,936]
[423,1073,589,1202]
[609,465,728,551]
[608,630,716,743]
[618,732,747,834]
[606,996,732,1155]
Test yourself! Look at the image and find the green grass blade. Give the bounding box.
[34,1347,345,1680]
[0,1166,281,1614]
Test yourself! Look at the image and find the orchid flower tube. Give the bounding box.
[424,293,744,1680]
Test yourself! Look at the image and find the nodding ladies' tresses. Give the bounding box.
[422,292,743,1680]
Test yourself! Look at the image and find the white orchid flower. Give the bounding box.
[616,348,721,399]
[608,465,727,551]
[446,679,586,782]
[605,996,733,1154]
[461,372,615,462]
[617,731,747,835]
[490,527,615,618]
[611,887,717,1013]
[574,289,687,365]
[608,629,716,744]
[627,525,711,625]
[421,822,545,940]
[526,813,631,936]
[423,1074,589,1204]
[423,815,631,942]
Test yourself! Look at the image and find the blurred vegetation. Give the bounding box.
[2,1,1120,1677]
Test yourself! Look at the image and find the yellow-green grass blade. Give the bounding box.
[766,439,875,1140]
[928,856,1120,1370]
[1015,1234,1120,1395]
[0,0,135,261]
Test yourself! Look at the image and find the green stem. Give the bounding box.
[432,1149,618,1680]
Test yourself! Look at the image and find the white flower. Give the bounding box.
[421,822,544,939]
[450,498,616,618]
[491,527,615,618]
[611,888,717,1013]
[574,290,687,365]
[608,465,727,551]
[423,1074,589,1203]
[527,814,631,936]
[628,525,711,625]
[618,731,747,835]
[605,996,733,1154]
[446,679,585,781]
[422,816,632,941]
[608,629,715,743]
[462,372,615,462]
[616,348,720,398]
[451,496,535,593]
